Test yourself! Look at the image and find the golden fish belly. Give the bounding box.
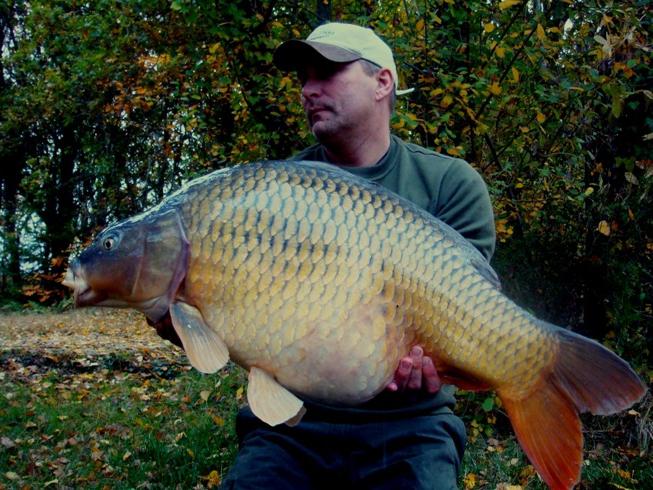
[180,162,556,403]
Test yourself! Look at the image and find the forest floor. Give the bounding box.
[0,308,650,489]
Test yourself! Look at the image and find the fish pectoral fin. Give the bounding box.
[169,301,229,374]
[247,367,305,427]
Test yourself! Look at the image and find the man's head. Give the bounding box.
[274,23,411,153]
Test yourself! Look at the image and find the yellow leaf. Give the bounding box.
[499,0,521,10]
[536,112,546,123]
[441,94,454,108]
[597,220,611,236]
[236,386,244,400]
[205,470,221,488]
[463,472,477,489]
[617,469,631,479]
[212,414,225,426]
[496,46,506,58]
[122,451,132,461]
[433,14,442,24]
[511,67,520,83]
[520,126,530,133]
[416,19,425,31]
[484,22,496,33]
[536,23,547,42]
[200,390,211,402]
[584,187,594,196]
[489,82,502,95]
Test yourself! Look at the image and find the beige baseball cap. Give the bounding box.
[274,22,414,96]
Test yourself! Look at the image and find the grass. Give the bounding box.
[1,352,243,489]
[1,349,651,489]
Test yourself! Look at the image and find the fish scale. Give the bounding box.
[65,160,646,490]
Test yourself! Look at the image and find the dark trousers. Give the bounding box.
[220,406,466,489]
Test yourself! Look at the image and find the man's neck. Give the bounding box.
[323,131,391,168]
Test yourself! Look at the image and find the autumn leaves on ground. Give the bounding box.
[1,308,651,489]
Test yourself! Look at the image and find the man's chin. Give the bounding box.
[311,121,338,142]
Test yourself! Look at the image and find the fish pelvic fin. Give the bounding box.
[170,301,229,373]
[500,325,647,490]
[247,367,305,427]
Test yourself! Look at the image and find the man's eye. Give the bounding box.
[316,63,340,80]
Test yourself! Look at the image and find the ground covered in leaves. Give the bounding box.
[1,308,651,489]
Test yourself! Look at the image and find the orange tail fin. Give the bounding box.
[500,326,647,490]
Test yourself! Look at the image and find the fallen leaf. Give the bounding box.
[205,470,221,488]
[0,437,15,449]
[4,472,19,481]
[463,472,477,489]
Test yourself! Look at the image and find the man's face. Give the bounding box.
[298,60,378,144]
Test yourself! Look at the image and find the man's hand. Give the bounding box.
[146,312,183,348]
[386,345,441,394]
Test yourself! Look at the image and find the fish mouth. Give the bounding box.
[62,265,103,306]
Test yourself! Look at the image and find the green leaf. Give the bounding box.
[482,397,495,412]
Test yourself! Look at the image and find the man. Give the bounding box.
[221,23,496,489]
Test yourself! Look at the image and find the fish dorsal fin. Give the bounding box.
[169,301,229,373]
[247,367,305,427]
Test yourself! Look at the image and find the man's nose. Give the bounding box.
[301,77,321,100]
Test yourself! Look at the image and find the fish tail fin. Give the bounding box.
[500,325,646,490]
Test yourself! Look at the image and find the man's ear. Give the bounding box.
[375,68,394,101]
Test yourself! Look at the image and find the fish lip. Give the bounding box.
[62,264,102,306]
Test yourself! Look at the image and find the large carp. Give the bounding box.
[64,160,646,489]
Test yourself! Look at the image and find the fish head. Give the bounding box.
[63,209,189,321]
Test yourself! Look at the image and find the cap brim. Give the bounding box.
[273,40,362,71]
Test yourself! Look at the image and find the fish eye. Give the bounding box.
[102,236,117,251]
